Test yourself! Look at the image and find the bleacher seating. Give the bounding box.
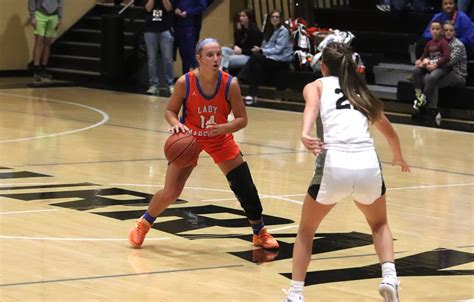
[45,2,473,127]
[276,5,473,122]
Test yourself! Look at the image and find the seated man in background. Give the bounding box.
[412,20,450,120]
[426,20,467,124]
[413,20,467,126]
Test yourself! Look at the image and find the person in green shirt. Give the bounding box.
[28,0,63,83]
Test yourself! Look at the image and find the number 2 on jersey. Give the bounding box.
[335,88,353,110]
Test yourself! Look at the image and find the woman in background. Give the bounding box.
[238,9,293,105]
[221,9,263,72]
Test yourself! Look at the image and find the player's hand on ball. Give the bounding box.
[169,123,189,134]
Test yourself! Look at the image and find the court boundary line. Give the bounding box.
[0,235,170,241]
[2,90,471,176]
[0,182,472,207]
[10,154,474,177]
[0,264,244,287]
[0,209,58,215]
[0,91,109,143]
[199,182,474,204]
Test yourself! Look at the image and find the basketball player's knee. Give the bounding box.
[368,219,388,233]
[226,162,262,220]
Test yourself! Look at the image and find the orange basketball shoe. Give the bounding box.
[128,217,151,248]
[253,227,279,249]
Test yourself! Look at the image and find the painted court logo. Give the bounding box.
[1,167,473,286]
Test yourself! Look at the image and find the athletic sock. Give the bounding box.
[381,261,397,278]
[143,211,156,225]
[251,220,264,235]
[290,280,305,294]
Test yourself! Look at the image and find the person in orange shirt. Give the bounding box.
[129,38,279,251]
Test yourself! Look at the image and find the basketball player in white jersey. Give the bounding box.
[283,43,410,302]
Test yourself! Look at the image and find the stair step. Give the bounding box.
[49,55,101,72]
[65,29,134,44]
[57,41,99,47]
[46,68,102,86]
[72,28,134,35]
[52,41,100,57]
[52,41,132,57]
[77,16,144,32]
[89,5,145,19]
[72,28,99,33]
[377,63,414,71]
[367,84,398,100]
[46,4,145,88]
[47,67,100,76]
[50,54,100,61]
[373,64,413,86]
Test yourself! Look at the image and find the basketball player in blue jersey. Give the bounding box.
[283,43,410,302]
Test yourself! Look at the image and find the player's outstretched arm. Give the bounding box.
[374,114,410,172]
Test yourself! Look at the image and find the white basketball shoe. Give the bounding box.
[282,289,304,302]
[379,275,400,302]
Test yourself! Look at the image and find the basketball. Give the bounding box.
[164,132,200,167]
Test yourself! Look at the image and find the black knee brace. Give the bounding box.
[226,162,263,221]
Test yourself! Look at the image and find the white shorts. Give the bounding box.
[308,148,386,205]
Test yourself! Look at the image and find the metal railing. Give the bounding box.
[118,0,135,14]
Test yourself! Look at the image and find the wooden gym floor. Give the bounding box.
[0,86,472,301]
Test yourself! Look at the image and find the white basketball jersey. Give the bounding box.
[317,76,374,151]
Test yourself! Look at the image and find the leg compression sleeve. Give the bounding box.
[226,162,263,220]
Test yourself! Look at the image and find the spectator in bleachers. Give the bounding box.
[412,20,452,123]
[238,9,293,105]
[427,20,467,123]
[143,0,175,96]
[457,0,474,19]
[221,9,263,72]
[443,20,467,84]
[421,0,474,58]
[173,0,208,74]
